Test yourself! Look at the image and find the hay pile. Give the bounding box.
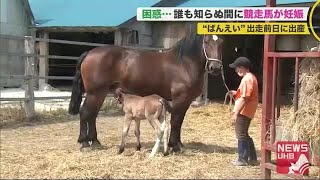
[0,103,26,127]
[280,47,320,166]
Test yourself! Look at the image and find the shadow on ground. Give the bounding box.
[121,141,250,155]
[185,141,237,154]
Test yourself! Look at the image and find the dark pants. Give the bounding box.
[235,114,252,140]
[234,114,258,165]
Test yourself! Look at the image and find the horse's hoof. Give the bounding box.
[172,145,181,152]
[168,142,174,148]
[136,146,141,151]
[118,148,124,154]
[80,147,92,152]
[90,140,103,150]
[80,142,91,152]
[178,141,184,147]
[148,153,156,158]
[163,151,170,156]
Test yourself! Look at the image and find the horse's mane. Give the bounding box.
[171,24,204,61]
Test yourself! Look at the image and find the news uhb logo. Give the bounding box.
[276,141,310,175]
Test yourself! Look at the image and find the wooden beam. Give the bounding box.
[33,41,39,88]
[38,31,49,90]
[24,37,35,120]
[31,26,116,33]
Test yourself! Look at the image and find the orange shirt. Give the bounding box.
[233,72,259,119]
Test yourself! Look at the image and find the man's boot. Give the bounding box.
[248,137,259,166]
[232,139,249,166]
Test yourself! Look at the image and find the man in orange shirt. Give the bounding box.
[229,57,259,166]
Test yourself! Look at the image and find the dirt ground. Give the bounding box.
[0,103,319,179]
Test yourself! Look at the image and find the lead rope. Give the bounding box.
[220,58,235,112]
[202,36,234,111]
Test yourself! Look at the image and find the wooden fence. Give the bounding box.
[0,34,167,120]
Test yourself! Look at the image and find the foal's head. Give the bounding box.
[114,88,125,104]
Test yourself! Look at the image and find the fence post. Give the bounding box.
[39,31,49,90]
[0,87,2,109]
[24,36,35,120]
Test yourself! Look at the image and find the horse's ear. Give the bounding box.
[114,88,124,103]
[204,35,209,42]
[115,88,122,97]
[185,22,197,36]
[120,88,125,94]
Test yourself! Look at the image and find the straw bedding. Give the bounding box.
[1,102,319,178]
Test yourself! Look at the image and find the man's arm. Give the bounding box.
[230,97,247,125]
[233,97,247,115]
[234,77,253,114]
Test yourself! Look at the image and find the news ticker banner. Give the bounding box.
[137,7,309,21]
[137,4,319,39]
[197,22,309,35]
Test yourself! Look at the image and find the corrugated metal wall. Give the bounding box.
[0,0,32,87]
[0,38,25,88]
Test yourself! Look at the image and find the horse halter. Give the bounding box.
[202,35,234,105]
[116,96,121,104]
[202,35,223,72]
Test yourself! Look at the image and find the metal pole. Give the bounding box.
[276,59,281,119]
[294,57,300,114]
[261,1,276,178]
[271,57,277,144]
[262,41,275,180]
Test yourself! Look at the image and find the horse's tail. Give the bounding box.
[159,98,171,151]
[159,98,173,114]
[159,99,168,130]
[68,51,88,115]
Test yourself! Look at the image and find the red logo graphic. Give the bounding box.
[276,141,309,175]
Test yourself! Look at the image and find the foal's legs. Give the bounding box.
[118,114,133,154]
[134,119,141,151]
[162,115,170,156]
[148,117,164,157]
[79,92,106,150]
[158,113,169,156]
